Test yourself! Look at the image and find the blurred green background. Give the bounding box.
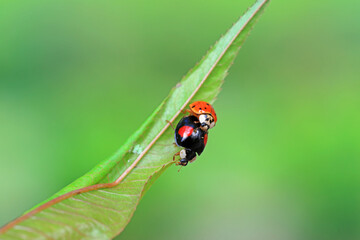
[1,0,360,239]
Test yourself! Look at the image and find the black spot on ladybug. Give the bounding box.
[199,108,202,110]
[204,107,207,109]
[192,105,196,108]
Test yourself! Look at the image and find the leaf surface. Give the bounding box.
[0,0,269,239]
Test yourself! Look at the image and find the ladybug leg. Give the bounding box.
[181,109,192,115]
[166,120,175,130]
[173,151,180,161]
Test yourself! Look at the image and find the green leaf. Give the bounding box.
[0,0,269,239]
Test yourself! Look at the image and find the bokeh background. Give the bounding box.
[1,0,360,239]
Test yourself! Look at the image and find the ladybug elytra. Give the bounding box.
[188,101,217,131]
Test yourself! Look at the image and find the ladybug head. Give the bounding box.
[199,114,216,131]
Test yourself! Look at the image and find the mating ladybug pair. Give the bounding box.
[173,101,217,166]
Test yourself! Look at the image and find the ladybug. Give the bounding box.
[187,101,217,131]
[173,115,208,166]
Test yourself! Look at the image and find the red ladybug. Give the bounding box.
[187,101,217,131]
[189,101,217,122]
[173,115,208,166]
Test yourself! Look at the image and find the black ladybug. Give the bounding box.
[173,115,208,166]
